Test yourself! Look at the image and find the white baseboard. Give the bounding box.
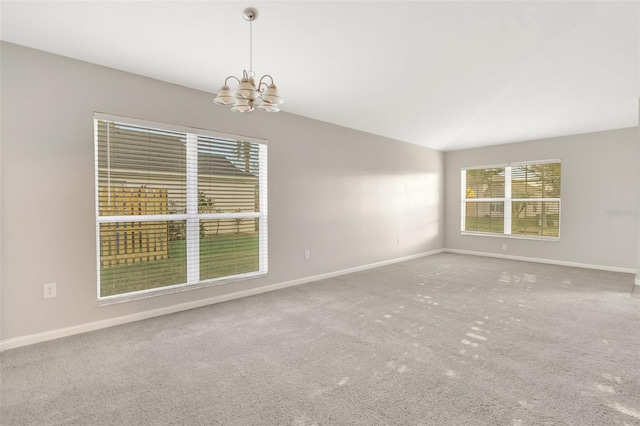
[444,248,637,274]
[0,249,444,352]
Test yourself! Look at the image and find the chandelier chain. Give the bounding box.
[249,20,253,75]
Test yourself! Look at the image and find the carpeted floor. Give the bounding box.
[1,253,639,425]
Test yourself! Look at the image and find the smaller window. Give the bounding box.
[461,161,561,238]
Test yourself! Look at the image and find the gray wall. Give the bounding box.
[444,127,638,270]
[0,43,444,341]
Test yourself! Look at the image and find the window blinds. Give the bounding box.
[95,115,268,301]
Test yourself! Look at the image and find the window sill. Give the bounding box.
[97,271,268,306]
[461,232,559,242]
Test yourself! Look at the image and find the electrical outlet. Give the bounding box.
[304,250,310,260]
[502,243,508,251]
[43,282,56,299]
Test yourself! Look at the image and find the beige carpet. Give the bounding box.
[1,253,639,425]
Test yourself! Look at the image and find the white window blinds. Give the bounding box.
[94,114,268,301]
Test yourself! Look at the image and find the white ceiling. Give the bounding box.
[1,1,638,151]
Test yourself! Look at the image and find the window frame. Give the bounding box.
[94,113,268,304]
[460,159,561,241]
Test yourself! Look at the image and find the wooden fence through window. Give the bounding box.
[99,187,169,267]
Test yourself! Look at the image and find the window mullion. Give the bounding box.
[258,144,269,273]
[186,133,199,284]
[464,198,506,203]
[504,166,512,235]
[460,169,467,232]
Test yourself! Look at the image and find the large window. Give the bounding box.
[94,114,267,301]
[461,161,561,238]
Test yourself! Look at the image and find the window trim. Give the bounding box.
[94,113,266,146]
[94,113,268,305]
[461,160,561,241]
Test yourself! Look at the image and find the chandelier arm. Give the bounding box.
[224,75,242,86]
[257,74,275,89]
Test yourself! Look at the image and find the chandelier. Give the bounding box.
[214,7,283,113]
